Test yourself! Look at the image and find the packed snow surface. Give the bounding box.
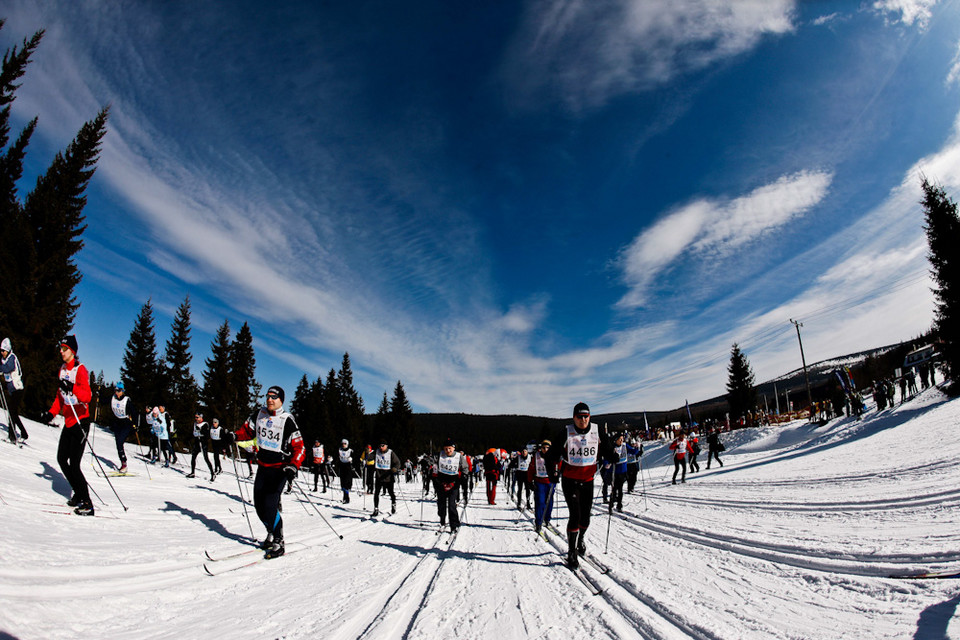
[2,387,960,639]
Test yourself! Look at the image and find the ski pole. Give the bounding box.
[638,458,648,510]
[294,478,343,539]
[394,477,415,517]
[604,500,614,554]
[230,449,256,541]
[133,427,151,480]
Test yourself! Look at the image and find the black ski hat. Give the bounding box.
[266,385,285,402]
[60,334,79,355]
[573,402,590,417]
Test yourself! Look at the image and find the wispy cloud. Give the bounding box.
[616,170,833,309]
[947,40,960,86]
[871,0,939,28]
[503,0,797,111]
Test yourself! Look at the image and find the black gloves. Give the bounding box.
[39,412,54,425]
[58,378,74,394]
[283,465,297,481]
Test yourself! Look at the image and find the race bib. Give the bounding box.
[566,424,599,467]
[517,456,531,472]
[210,427,221,441]
[437,453,461,476]
[111,396,129,419]
[339,449,352,463]
[534,453,548,478]
[256,415,283,453]
[376,451,392,470]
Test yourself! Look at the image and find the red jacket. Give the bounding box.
[49,360,91,428]
[669,438,694,459]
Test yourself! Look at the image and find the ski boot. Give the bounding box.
[264,524,284,559]
[74,501,95,516]
[577,531,587,558]
[118,464,128,474]
[259,533,274,550]
[185,473,196,478]
[391,502,396,515]
[372,508,380,517]
[567,531,580,570]
[67,495,81,507]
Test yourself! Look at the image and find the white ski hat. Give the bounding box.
[0,338,10,352]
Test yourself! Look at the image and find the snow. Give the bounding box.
[2,387,960,639]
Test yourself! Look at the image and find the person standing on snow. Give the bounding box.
[186,412,215,481]
[545,402,613,570]
[209,418,224,476]
[361,444,376,495]
[482,448,500,504]
[527,439,559,533]
[688,430,701,473]
[372,439,402,517]
[669,430,694,485]
[39,336,94,515]
[514,448,533,510]
[337,439,354,504]
[311,440,327,492]
[233,385,304,558]
[625,438,643,493]
[432,438,469,533]
[149,406,174,466]
[1,337,28,442]
[706,427,724,469]
[109,382,138,473]
[609,432,641,513]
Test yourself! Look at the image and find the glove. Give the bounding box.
[58,378,74,394]
[283,465,297,481]
[39,412,54,425]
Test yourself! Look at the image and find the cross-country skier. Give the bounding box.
[482,448,499,504]
[148,406,174,466]
[625,438,643,493]
[109,382,138,473]
[186,412,215,481]
[688,430,701,473]
[209,418,223,475]
[706,427,724,469]
[527,439,559,533]
[337,439,354,503]
[311,440,327,492]
[372,439,401,516]
[432,438,469,533]
[39,336,94,515]
[609,432,640,513]
[669,430,694,485]
[545,402,613,570]
[514,448,533,510]
[1,337,28,442]
[234,385,305,558]
[361,444,376,495]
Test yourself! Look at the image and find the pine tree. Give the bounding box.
[200,320,233,426]
[726,343,757,421]
[921,178,960,380]
[374,392,391,443]
[338,353,366,448]
[162,296,199,426]
[390,380,416,454]
[0,24,109,413]
[120,300,162,406]
[229,322,258,429]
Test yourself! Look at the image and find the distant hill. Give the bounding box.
[403,339,927,452]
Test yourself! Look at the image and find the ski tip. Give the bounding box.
[203,564,215,576]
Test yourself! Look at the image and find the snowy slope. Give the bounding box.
[2,387,959,640]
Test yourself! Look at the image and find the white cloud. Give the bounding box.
[947,40,960,86]
[504,0,796,111]
[871,0,939,28]
[812,13,842,27]
[617,170,833,309]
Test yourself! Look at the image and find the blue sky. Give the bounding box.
[3,1,959,418]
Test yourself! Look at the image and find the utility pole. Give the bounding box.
[790,319,814,413]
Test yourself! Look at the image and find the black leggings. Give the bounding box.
[57,421,91,503]
[561,476,594,533]
[374,477,395,508]
[4,388,27,439]
[672,455,687,482]
[437,483,460,528]
[253,466,286,536]
[191,441,213,475]
[113,422,134,463]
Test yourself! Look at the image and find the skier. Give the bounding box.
[148,406,174,466]
[337,439,354,503]
[625,438,643,493]
[361,444,376,494]
[669,430,694,484]
[609,432,640,513]
[311,440,327,492]
[186,412,215,481]
[482,448,499,504]
[1,337,28,442]
[432,438,469,533]
[545,402,613,570]
[234,385,304,559]
[209,418,223,476]
[527,439,559,533]
[39,336,94,515]
[109,382,138,473]
[372,439,401,516]
[514,448,533,510]
[688,430,701,473]
[706,427,724,469]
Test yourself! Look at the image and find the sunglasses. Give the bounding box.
[266,393,280,399]
[575,414,590,419]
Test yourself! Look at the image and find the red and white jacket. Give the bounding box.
[48,359,91,428]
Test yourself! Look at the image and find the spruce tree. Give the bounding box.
[921,178,960,380]
[228,322,258,429]
[120,300,162,406]
[390,380,415,454]
[374,392,391,444]
[338,353,366,448]
[200,320,233,426]
[0,25,109,413]
[162,296,199,426]
[726,343,757,421]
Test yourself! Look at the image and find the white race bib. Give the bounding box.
[565,424,599,467]
[517,456,531,471]
[437,452,461,477]
[339,448,352,463]
[256,415,283,453]
[376,450,392,470]
[111,396,129,419]
[210,427,222,441]
[534,453,548,478]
